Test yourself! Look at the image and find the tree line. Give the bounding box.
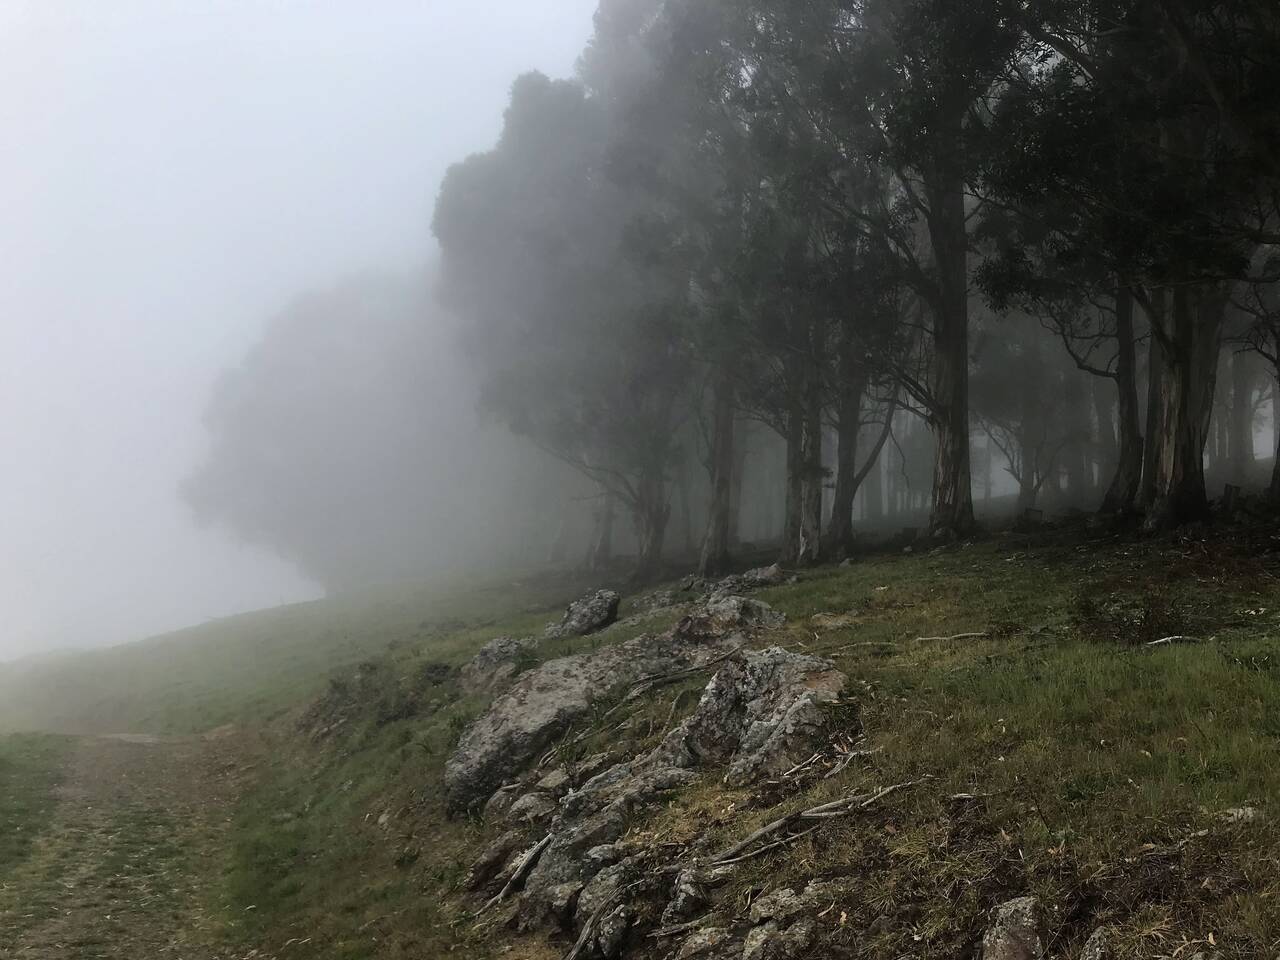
[432,0,1280,581]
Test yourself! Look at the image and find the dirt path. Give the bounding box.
[0,730,254,959]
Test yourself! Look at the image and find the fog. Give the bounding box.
[0,1,597,660]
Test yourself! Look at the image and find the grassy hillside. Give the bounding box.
[216,527,1280,958]
[4,526,1280,958]
[0,569,599,735]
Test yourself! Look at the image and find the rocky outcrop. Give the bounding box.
[459,635,537,693]
[983,896,1046,960]
[445,594,785,815]
[516,647,845,932]
[545,589,621,639]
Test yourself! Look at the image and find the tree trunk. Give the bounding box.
[825,326,869,557]
[587,491,615,571]
[1143,285,1226,528]
[1100,286,1143,514]
[1062,371,1089,501]
[1230,346,1255,481]
[1092,372,1117,488]
[698,370,735,578]
[630,467,670,583]
[1140,296,1167,509]
[799,356,824,565]
[923,160,975,538]
[779,394,804,564]
[865,422,884,523]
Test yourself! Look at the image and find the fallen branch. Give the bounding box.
[1146,635,1202,647]
[479,832,552,913]
[563,880,645,960]
[914,632,988,643]
[708,776,931,865]
[823,746,882,780]
[606,644,746,714]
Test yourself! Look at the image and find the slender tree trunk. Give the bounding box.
[1062,370,1088,502]
[1144,285,1226,528]
[1101,286,1143,514]
[698,370,735,577]
[1230,346,1255,481]
[826,327,869,557]
[1093,374,1117,487]
[1141,293,1167,509]
[865,425,884,523]
[799,355,824,565]
[923,159,975,538]
[780,395,804,564]
[631,467,669,583]
[588,491,615,571]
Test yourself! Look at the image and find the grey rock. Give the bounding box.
[445,625,738,814]
[703,595,785,631]
[1080,927,1113,960]
[460,636,537,693]
[983,896,1046,960]
[676,927,738,959]
[536,768,572,795]
[742,918,814,960]
[575,857,639,927]
[545,589,621,639]
[595,904,633,957]
[482,782,523,821]
[463,829,525,891]
[1221,805,1263,824]
[711,564,786,598]
[749,887,805,925]
[506,791,557,825]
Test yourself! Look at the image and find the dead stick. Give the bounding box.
[914,632,988,642]
[479,832,552,913]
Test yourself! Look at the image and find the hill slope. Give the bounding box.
[4,527,1280,959]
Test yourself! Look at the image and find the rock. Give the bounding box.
[464,829,525,890]
[445,621,739,814]
[537,768,572,795]
[575,858,639,925]
[839,558,852,568]
[637,590,680,611]
[545,589,621,639]
[671,596,785,644]
[1221,805,1263,824]
[749,887,805,925]
[676,927,737,959]
[1080,927,1113,960]
[982,896,1046,960]
[460,636,537,693]
[584,843,622,869]
[506,791,557,825]
[595,903,633,957]
[483,782,523,821]
[666,647,846,787]
[708,564,787,599]
[743,918,814,960]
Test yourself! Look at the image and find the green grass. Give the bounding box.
[0,734,71,872]
[0,568,609,736]
[5,529,1280,958]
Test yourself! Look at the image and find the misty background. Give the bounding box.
[0,0,597,660]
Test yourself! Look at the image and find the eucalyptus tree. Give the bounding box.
[433,72,692,580]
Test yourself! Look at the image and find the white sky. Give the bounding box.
[0,0,598,659]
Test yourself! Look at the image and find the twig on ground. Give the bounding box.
[823,746,882,780]
[563,880,645,960]
[1146,635,1202,646]
[914,632,988,643]
[707,776,931,865]
[478,832,552,914]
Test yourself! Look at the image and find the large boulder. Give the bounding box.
[545,589,621,639]
[444,626,739,814]
[516,648,845,927]
[459,635,537,693]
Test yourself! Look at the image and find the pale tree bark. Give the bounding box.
[1100,286,1143,514]
[798,354,824,565]
[1142,284,1227,528]
[630,464,670,583]
[826,360,870,557]
[698,369,735,578]
[587,491,615,571]
[1229,346,1255,480]
[922,157,975,537]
